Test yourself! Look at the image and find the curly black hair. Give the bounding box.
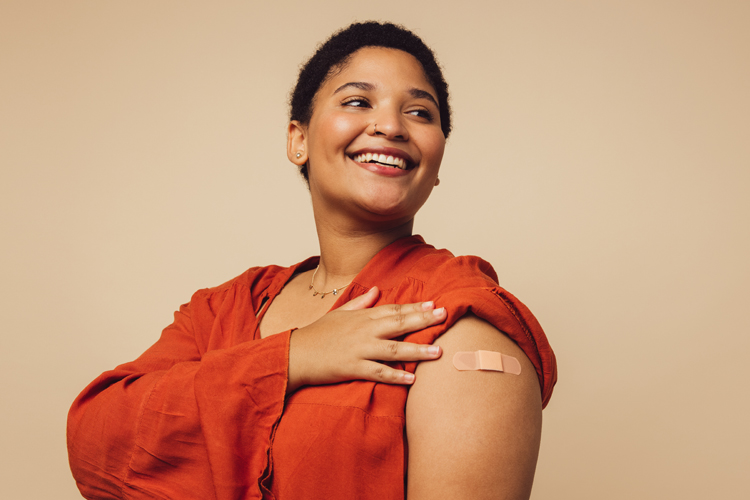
[289,21,452,182]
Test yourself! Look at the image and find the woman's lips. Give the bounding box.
[351,152,408,170]
[348,146,416,171]
[349,155,412,177]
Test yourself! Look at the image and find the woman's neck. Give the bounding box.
[313,217,414,289]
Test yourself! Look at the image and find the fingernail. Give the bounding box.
[403,373,415,383]
[427,345,440,355]
[422,301,434,310]
[433,307,446,317]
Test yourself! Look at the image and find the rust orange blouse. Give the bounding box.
[68,235,556,499]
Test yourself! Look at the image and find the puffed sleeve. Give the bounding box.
[404,255,557,408]
[67,290,290,500]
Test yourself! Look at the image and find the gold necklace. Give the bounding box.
[309,265,351,298]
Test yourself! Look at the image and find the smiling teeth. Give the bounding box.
[353,153,407,169]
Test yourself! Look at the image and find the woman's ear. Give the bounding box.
[287,120,308,165]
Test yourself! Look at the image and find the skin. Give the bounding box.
[406,315,542,499]
[259,47,542,498]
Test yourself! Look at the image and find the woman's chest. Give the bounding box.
[258,276,338,338]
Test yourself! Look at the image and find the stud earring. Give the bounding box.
[296,152,302,158]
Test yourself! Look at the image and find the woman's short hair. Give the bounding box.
[290,21,452,182]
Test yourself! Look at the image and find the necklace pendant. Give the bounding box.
[312,291,318,296]
[320,292,326,299]
[332,289,338,296]
[308,284,313,290]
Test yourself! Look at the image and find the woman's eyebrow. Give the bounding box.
[409,88,439,108]
[333,81,375,94]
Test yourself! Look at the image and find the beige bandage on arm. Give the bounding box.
[452,350,522,375]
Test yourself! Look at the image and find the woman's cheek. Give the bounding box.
[327,113,362,140]
[422,133,446,168]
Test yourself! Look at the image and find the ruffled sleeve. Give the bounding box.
[403,255,557,408]
[67,284,290,499]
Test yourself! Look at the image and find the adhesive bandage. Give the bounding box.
[452,350,521,375]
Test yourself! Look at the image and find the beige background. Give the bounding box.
[1,0,748,498]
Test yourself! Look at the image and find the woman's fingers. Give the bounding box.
[288,291,448,391]
[367,300,436,319]
[337,288,440,321]
[352,342,441,385]
[362,361,418,385]
[372,306,447,339]
[370,340,442,362]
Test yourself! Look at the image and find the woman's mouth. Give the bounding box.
[351,153,410,170]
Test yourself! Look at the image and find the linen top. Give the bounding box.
[67,235,557,500]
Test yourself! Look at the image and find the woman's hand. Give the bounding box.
[286,287,446,393]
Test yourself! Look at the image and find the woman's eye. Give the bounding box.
[342,98,370,108]
[408,109,433,120]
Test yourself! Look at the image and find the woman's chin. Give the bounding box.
[354,185,429,220]
[355,197,421,222]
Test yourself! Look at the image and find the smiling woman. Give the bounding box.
[67,21,556,500]
[290,46,445,224]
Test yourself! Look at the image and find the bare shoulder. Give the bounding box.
[406,314,543,500]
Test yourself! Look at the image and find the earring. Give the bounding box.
[373,123,378,134]
[296,152,302,158]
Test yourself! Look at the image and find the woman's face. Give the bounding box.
[290,47,446,226]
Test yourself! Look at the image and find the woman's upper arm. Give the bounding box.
[405,313,543,500]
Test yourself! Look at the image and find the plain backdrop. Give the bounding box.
[1,1,748,498]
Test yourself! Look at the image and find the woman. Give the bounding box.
[68,22,556,500]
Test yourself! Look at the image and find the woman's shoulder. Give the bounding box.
[392,236,557,407]
[367,235,499,291]
[415,252,500,290]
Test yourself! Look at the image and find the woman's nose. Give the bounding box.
[369,109,409,141]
